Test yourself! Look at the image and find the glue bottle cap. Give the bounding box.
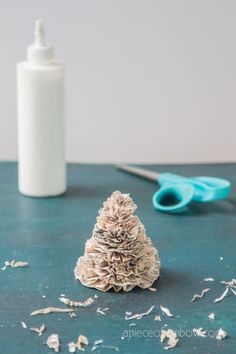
[27,20,54,63]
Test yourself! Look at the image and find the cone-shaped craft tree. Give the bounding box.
[74,191,160,292]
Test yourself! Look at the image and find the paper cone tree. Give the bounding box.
[74,191,160,292]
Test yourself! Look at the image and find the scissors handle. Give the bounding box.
[159,173,231,201]
[152,182,195,212]
[152,173,231,212]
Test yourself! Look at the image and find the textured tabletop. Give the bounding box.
[0,162,236,354]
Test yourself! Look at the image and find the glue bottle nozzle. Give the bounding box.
[35,20,45,46]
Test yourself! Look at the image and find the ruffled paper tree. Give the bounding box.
[74,191,160,292]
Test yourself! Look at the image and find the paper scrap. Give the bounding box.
[96,307,109,315]
[193,328,206,337]
[68,342,77,353]
[94,339,103,346]
[160,329,178,350]
[160,306,174,317]
[230,288,236,296]
[102,345,119,351]
[1,260,28,270]
[46,334,60,352]
[30,323,46,336]
[203,277,215,282]
[191,288,211,302]
[59,294,96,307]
[68,335,89,352]
[208,313,215,320]
[125,305,155,320]
[221,279,236,288]
[214,287,229,303]
[91,339,103,351]
[21,321,27,329]
[148,287,157,292]
[30,307,74,316]
[216,328,227,340]
[154,315,161,321]
[69,312,77,318]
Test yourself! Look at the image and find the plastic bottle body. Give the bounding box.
[17,61,66,197]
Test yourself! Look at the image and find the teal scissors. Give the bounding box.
[117,165,231,213]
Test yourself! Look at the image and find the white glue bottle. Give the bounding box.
[17,20,66,197]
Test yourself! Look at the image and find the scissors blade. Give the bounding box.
[117,164,160,182]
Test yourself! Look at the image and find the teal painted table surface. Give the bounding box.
[0,162,236,354]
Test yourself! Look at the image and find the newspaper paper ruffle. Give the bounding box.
[74,191,160,292]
